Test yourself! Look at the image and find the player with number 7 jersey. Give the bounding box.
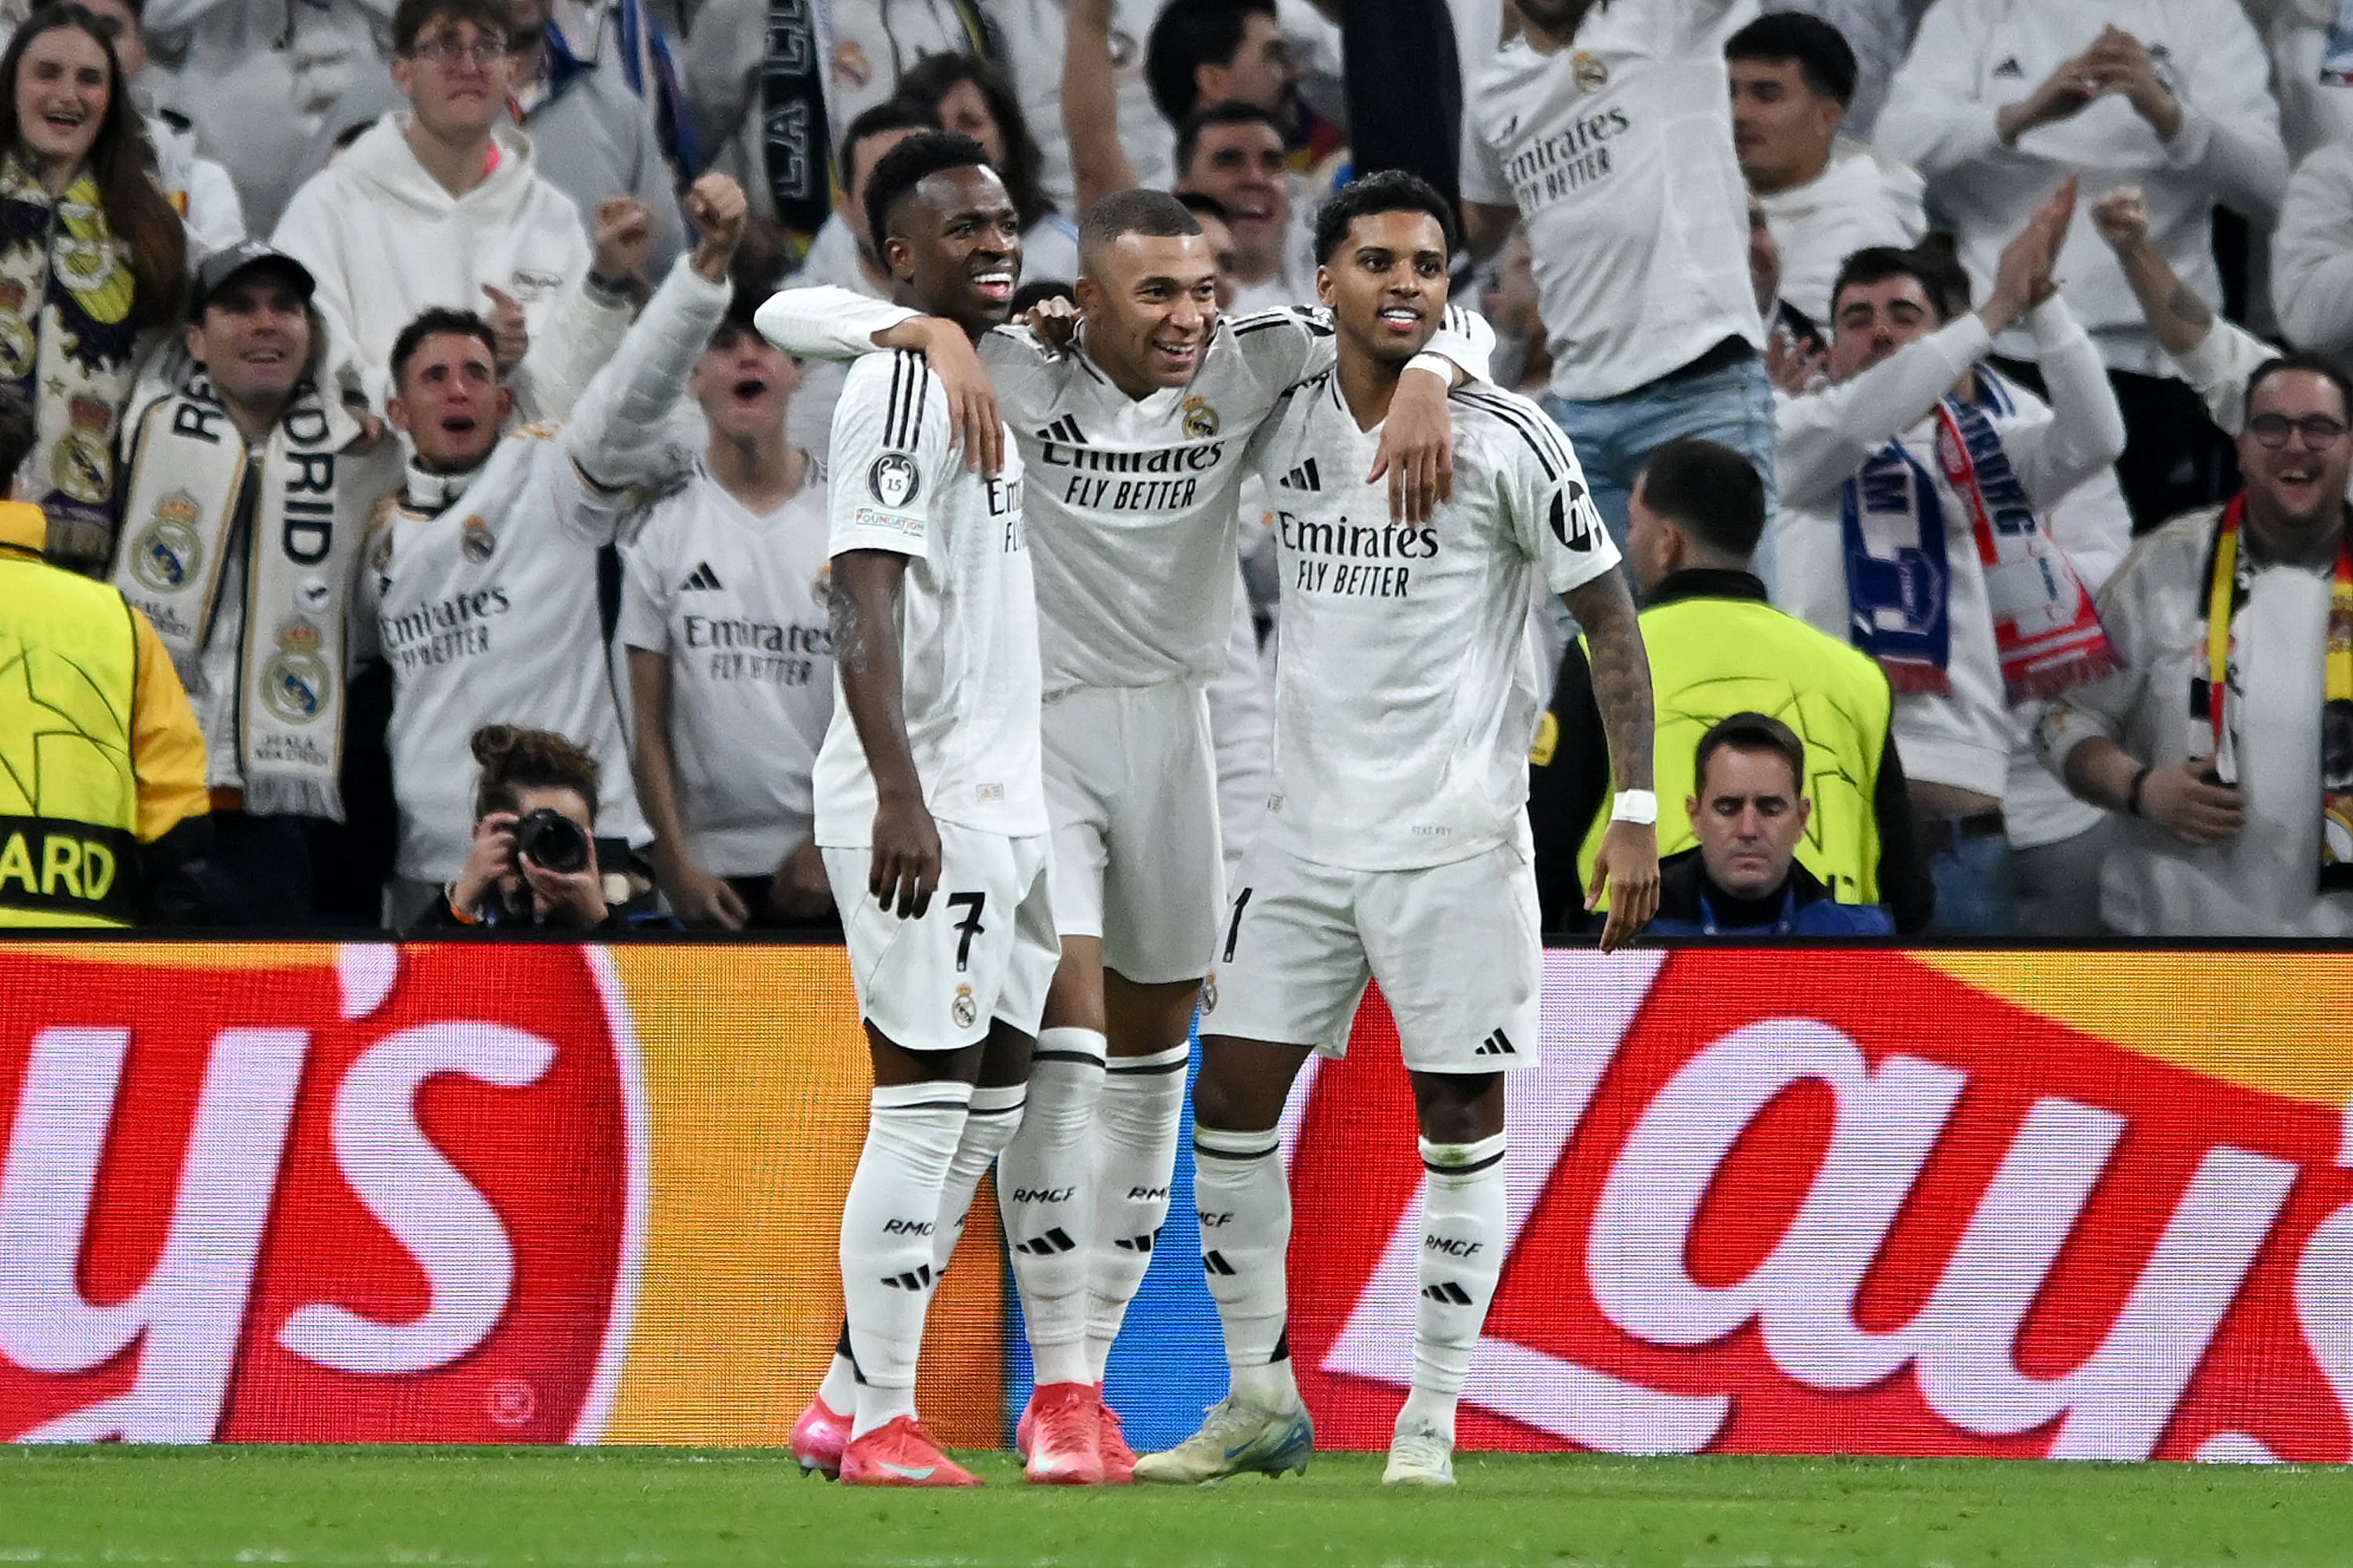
[801,133,1062,1490]
[761,187,1491,1484]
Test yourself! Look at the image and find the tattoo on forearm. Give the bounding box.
[829,585,871,676]
[2165,283,2214,331]
[1569,573,1655,792]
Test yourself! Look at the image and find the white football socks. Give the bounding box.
[816,1082,1026,1419]
[1084,1042,1190,1381]
[936,1082,1029,1273]
[1192,1123,1299,1413]
[999,1027,1104,1389]
[1403,1131,1508,1442]
[838,1080,971,1439]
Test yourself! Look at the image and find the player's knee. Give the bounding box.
[1411,1071,1505,1145]
[1191,1041,1286,1133]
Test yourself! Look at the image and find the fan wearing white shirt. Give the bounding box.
[359,173,748,924]
[1773,185,2129,936]
[758,187,1485,1486]
[1459,0,1771,551]
[620,293,832,931]
[1134,172,1660,1493]
[1877,0,2289,531]
[1726,12,1925,328]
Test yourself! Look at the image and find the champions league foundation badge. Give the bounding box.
[460,514,497,563]
[951,984,978,1030]
[130,490,205,592]
[1181,395,1220,438]
[263,620,332,725]
[868,452,920,509]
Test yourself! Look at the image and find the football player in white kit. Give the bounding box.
[758,191,1489,1483]
[1133,173,1661,1490]
[806,132,1061,1490]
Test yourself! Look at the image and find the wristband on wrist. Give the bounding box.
[1404,351,1455,382]
[1610,788,1658,827]
[2125,764,2153,818]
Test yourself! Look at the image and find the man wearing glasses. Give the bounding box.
[2038,365,2353,936]
[275,0,653,421]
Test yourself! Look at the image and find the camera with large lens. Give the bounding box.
[512,808,591,874]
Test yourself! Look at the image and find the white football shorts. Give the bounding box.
[1201,836,1543,1073]
[824,824,1060,1051]
[1043,679,1225,984]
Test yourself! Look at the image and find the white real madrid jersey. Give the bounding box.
[362,438,653,883]
[753,286,1494,697]
[1459,0,1762,402]
[618,464,835,876]
[1248,373,1621,872]
[813,348,1046,845]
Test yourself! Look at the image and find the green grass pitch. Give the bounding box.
[5,1446,2352,1566]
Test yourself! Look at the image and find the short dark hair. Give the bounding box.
[2246,353,2353,424]
[1637,438,1766,560]
[1313,169,1458,265]
[1724,12,1857,107]
[1080,187,1202,264]
[862,130,995,253]
[1831,245,1946,325]
[1146,0,1277,126]
[1010,279,1076,315]
[1175,100,1282,180]
[391,0,511,55]
[718,220,790,332]
[1695,712,1806,798]
[839,100,940,196]
[0,390,36,476]
[471,724,601,824]
[390,306,500,387]
[1176,190,1233,227]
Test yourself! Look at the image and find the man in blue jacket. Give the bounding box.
[1651,712,1894,937]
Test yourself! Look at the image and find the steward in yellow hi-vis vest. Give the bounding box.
[0,497,210,926]
[1529,568,1935,934]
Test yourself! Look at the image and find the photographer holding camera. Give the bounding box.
[425,725,618,930]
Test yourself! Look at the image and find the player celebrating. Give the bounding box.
[813,131,1060,1490]
[1133,172,1660,1490]
[759,191,1488,1484]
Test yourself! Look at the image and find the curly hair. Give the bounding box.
[470,724,601,823]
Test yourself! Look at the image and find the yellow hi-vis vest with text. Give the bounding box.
[1579,595,1893,905]
[0,551,140,926]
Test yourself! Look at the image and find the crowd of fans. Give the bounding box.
[1,0,2349,940]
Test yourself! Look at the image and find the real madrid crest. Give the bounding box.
[1202,973,1218,1013]
[131,489,205,592]
[460,513,496,562]
[0,278,32,380]
[1572,49,1609,92]
[868,452,921,509]
[263,620,331,725]
[951,983,978,1029]
[1182,395,1220,439]
[54,396,114,506]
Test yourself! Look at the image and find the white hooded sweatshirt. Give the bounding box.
[1759,138,1927,326]
[274,115,630,423]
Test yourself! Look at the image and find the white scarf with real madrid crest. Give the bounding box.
[113,351,369,820]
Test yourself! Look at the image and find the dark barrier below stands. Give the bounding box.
[2,941,2348,1461]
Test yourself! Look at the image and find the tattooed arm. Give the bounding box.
[831,549,940,919]
[1564,567,1660,951]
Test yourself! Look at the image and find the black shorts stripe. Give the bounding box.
[1423,1148,1508,1176]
